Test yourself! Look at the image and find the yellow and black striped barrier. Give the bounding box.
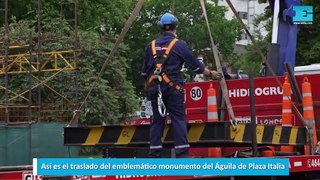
[64,122,307,147]
[230,123,307,146]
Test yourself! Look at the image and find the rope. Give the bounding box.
[68,0,145,126]
[199,0,236,130]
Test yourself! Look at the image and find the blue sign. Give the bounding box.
[33,158,290,176]
[293,6,313,24]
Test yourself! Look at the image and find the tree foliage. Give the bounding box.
[296,0,320,66]
[1,0,139,125]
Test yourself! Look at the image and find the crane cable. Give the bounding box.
[67,0,145,127]
[199,0,236,130]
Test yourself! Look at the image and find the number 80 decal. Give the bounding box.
[190,86,202,101]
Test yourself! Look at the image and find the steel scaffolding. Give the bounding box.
[0,0,80,124]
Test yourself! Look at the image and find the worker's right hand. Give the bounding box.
[210,70,223,80]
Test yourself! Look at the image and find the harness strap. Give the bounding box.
[146,38,184,93]
[147,72,185,92]
[161,72,185,93]
[151,40,157,59]
[163,38,178,59]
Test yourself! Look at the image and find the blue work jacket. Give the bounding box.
[141,32,205,94]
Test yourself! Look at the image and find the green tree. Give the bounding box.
[296,0,320,66]
[1,0,139,124]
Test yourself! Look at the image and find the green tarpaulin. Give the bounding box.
[0,123,80,166]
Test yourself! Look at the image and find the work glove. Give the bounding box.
[210,70,223,80]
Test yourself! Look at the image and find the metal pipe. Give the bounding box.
[249,68,258,157]
[4,127,8,165]
[284,63,302,111]
[28,124,32,164]
[37,0,42,122]
[28,32,33,123]
[218,87,225,122]
[4,0,9,124]
[74,0,79,109]
[271,0,280,43]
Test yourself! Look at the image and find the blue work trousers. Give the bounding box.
[148,90,189,158]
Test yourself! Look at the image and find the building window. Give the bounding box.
[241,33,248,40]
[238,11,248,20]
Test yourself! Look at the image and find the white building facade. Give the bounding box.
[212,0,269,46]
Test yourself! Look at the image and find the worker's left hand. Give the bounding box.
[210,70,223,80]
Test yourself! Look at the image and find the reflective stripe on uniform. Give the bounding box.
[193,67,200,72]
[150,145,163,149]
[174,144,190,149]
[156,47,168,50]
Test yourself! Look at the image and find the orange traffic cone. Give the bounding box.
[261,148,275,157]
[280,72,294,153]
[302,76,318,155]
[207,83,218,122]
[207,82,221,157]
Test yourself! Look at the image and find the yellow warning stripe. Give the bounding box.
[115,126,136,145]
[233,124,246,142]
[83,127,104,145]
[256,125,265,144]
[74,123,307,146]
[272,126,282,144]
[188,124,205,142]
[289,127,298,145]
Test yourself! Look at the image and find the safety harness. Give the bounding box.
[146,38,185,117]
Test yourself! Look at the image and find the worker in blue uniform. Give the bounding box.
[141,13,222,158]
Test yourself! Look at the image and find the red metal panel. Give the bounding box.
[185,74,320,128]
[289,155,320,172]
[0,171,22,180]
[0,171,37,180]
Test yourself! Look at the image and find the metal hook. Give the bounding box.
[157,85,166,117]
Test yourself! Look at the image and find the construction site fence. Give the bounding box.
[0,122,80,166]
